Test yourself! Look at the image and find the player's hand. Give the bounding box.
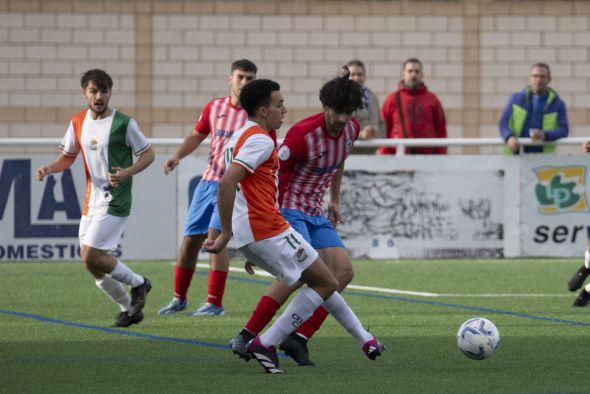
[108,166,131,188]
[582,140,590,153]
[163,158,180,175]
[244,261,256,275]
[204,233,231,254]
[36,166,50,181]
[507,136,520,154]
[328,203,343,228]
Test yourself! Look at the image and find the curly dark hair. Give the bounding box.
[319,65,363,114]
[80,69,113,90]
[239,79,281,117]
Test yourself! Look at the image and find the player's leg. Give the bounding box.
[249,255,337,374]
[568,242,590,298]
[264,222,382,362]
[80,214,150,325]
[230,212,312,357]
[572,241,590,306]
[235,229,329,373]
[292,247,352,337]
[159,181,215,315]
[574,281,590,307]
[281,217,352,364]
[230,280,302,360]
[190,202,228,316]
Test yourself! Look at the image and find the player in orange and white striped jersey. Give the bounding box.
[158,60,262,317]
[205,79,382,374]
[36,69,154,328]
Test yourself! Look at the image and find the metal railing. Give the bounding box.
[0,137,587,156]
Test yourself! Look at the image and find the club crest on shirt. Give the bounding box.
[345,138,353,152]
[296,247,308,263]
[90,138,98,150]
[278,146,291,161]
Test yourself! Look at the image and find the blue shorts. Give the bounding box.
[280,208,345,249]
[184,180,221,236]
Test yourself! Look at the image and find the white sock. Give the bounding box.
[95,276,131,312]
[323,291,373,346]
[584,249,590,269]
[259,287,324,347]
[585,282,590,293]
[108,259,144,288]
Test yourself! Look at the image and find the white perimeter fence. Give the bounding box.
[1,137,589,154]
[1,137,590,261]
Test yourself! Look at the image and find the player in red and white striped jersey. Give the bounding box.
[207,79,382,374]
[230,69,384,366]
[278,112,360,216]
[158,60,258,317]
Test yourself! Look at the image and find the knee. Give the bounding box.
[80,247,91,265]
[81,247,98,268]
[335,266,354,291]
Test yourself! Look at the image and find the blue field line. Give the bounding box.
[222,272,590,327]
[2,272,589,349]
[0,308,231,348]
[0,307,290,358]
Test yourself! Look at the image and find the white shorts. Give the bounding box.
[239,227,319,286]
[79,212,127,251]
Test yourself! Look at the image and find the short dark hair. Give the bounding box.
[402,58,422,71]
[239,79,281,117]
[347,59,365,71]
[319,66,363,114]
[80,69,113,90]
[231,59,257,74]
[530,62,551,78]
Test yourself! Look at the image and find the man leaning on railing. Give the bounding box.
[499,62,569,155]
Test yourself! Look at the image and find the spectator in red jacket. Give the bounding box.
[378,58,447,155]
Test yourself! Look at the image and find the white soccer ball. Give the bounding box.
[456,317,500,360]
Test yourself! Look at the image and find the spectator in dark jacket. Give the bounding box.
[499,63,568,154]
[379,58,447,155]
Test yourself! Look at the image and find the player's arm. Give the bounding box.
[328,163,345,227]
[204,163,249,254]
[109,147,155,188]
[163,132,208,175]
[36,154,76,181]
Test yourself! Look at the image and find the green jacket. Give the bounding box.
[499,87,569,154]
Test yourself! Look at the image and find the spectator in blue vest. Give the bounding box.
[499,63,569,154]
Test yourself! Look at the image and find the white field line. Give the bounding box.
[194,263,571,298]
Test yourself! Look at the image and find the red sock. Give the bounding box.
[245,295,280,335]
[295,306,329,340]
[206,270,228,307]
[173,266,195,301]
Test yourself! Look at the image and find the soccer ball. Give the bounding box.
[456,317,500,360]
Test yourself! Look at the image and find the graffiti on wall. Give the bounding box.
[333,170,503,259]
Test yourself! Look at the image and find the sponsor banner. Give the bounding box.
[0,155,176,261]
[521,156,590,257]
[336,156,504,258]
[11,153,588,260]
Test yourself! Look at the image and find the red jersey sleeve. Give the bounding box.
[277,125,306,174]
[193,101,213,136]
